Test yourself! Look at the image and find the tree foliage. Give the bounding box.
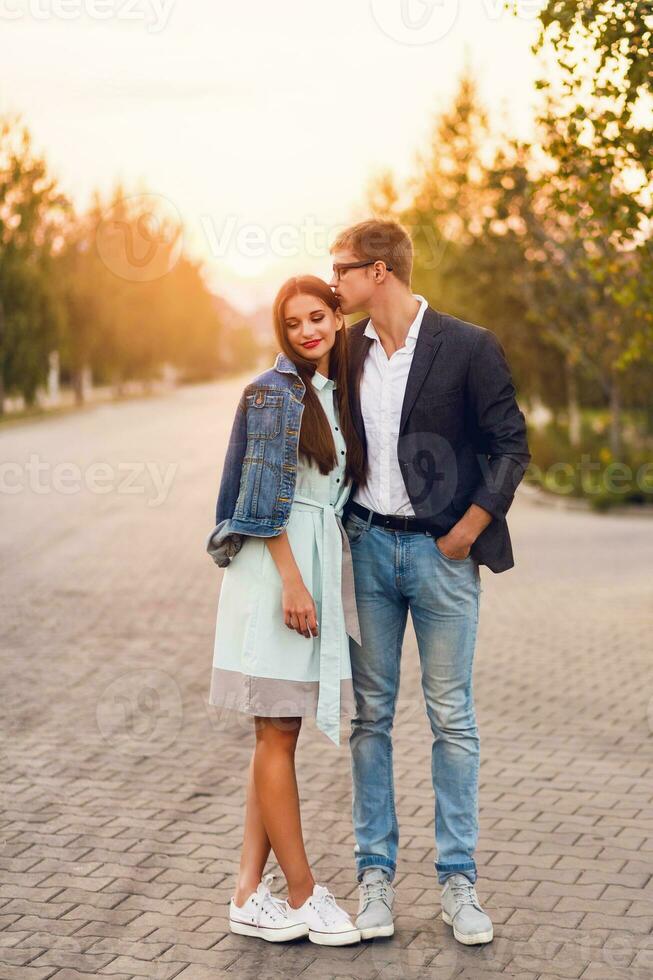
[0,115,258,411]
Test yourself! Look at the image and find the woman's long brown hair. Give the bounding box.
[272,275,367,489]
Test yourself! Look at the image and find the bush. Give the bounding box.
[524,419,653,511]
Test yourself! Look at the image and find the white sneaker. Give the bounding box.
[229,874,309,942]
[286,882,361,946]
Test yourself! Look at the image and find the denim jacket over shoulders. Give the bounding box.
[206,352,308,567]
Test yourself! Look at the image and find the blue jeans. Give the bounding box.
[344,510,481,886]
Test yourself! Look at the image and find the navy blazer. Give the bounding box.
[344,306,531,573]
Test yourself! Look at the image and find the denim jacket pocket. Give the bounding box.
[246,390,283,440]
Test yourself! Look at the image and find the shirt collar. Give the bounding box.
[312,370,337,391]
[364,294,428,350]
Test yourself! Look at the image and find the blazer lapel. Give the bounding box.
[399,307,443,433]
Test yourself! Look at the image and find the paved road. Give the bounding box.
[1,377,652,980]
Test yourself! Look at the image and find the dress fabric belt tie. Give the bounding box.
[292,490,361,745]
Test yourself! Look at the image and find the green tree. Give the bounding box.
[368,72,561,405]
[56,197,115,403]
[57,183,234,395]
[530,0,653,453]
[0,115,69,410]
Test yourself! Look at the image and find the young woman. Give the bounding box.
[205,276,368,946]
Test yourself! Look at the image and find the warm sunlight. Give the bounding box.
[2,4,652,977]
[1,0,543,308]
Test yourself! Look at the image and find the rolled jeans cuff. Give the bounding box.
[356,855,396,883]
[435,860,477,885]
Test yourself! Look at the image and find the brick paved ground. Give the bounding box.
[1,376,652,980]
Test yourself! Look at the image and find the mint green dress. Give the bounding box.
[208,370,360,745]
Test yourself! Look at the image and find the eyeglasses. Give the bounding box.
[332,259,394,281]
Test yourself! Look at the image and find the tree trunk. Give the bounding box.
[72,367,85,406]
[565,356,581,448]
[71,364,92,405]
[0,298,4,416]
[47,350,60,406]
[608,376,622,458]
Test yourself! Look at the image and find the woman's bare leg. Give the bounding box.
[250,716,315,908]
[233,751,272,906]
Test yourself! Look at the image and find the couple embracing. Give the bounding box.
[206,219,530,947]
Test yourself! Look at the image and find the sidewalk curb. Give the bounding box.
[518,483,653,519]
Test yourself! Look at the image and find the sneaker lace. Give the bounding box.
[256,874,289,924]
[362,876,390,908]
[449,876,481,911]
[313,885,345,927]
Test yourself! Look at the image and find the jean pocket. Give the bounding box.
[434,539,472,563]
[344,515,367,543]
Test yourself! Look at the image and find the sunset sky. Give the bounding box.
[2,0,545,311]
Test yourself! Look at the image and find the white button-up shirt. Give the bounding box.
[352,294,428,516]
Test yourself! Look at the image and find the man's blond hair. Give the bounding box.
[331,219,413,287]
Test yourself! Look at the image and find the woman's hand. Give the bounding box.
[282,576,319,639]
[263,531,317,638]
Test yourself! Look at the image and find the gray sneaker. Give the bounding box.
[441,873,493,945]
[356,868,395,939]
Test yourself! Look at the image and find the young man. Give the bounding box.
[329,220,530,945]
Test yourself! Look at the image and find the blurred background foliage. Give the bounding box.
[1,1,651,509]
[366,0,652,509]
[0,118,262,416]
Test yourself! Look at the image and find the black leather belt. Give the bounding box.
[347,500,446,535]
